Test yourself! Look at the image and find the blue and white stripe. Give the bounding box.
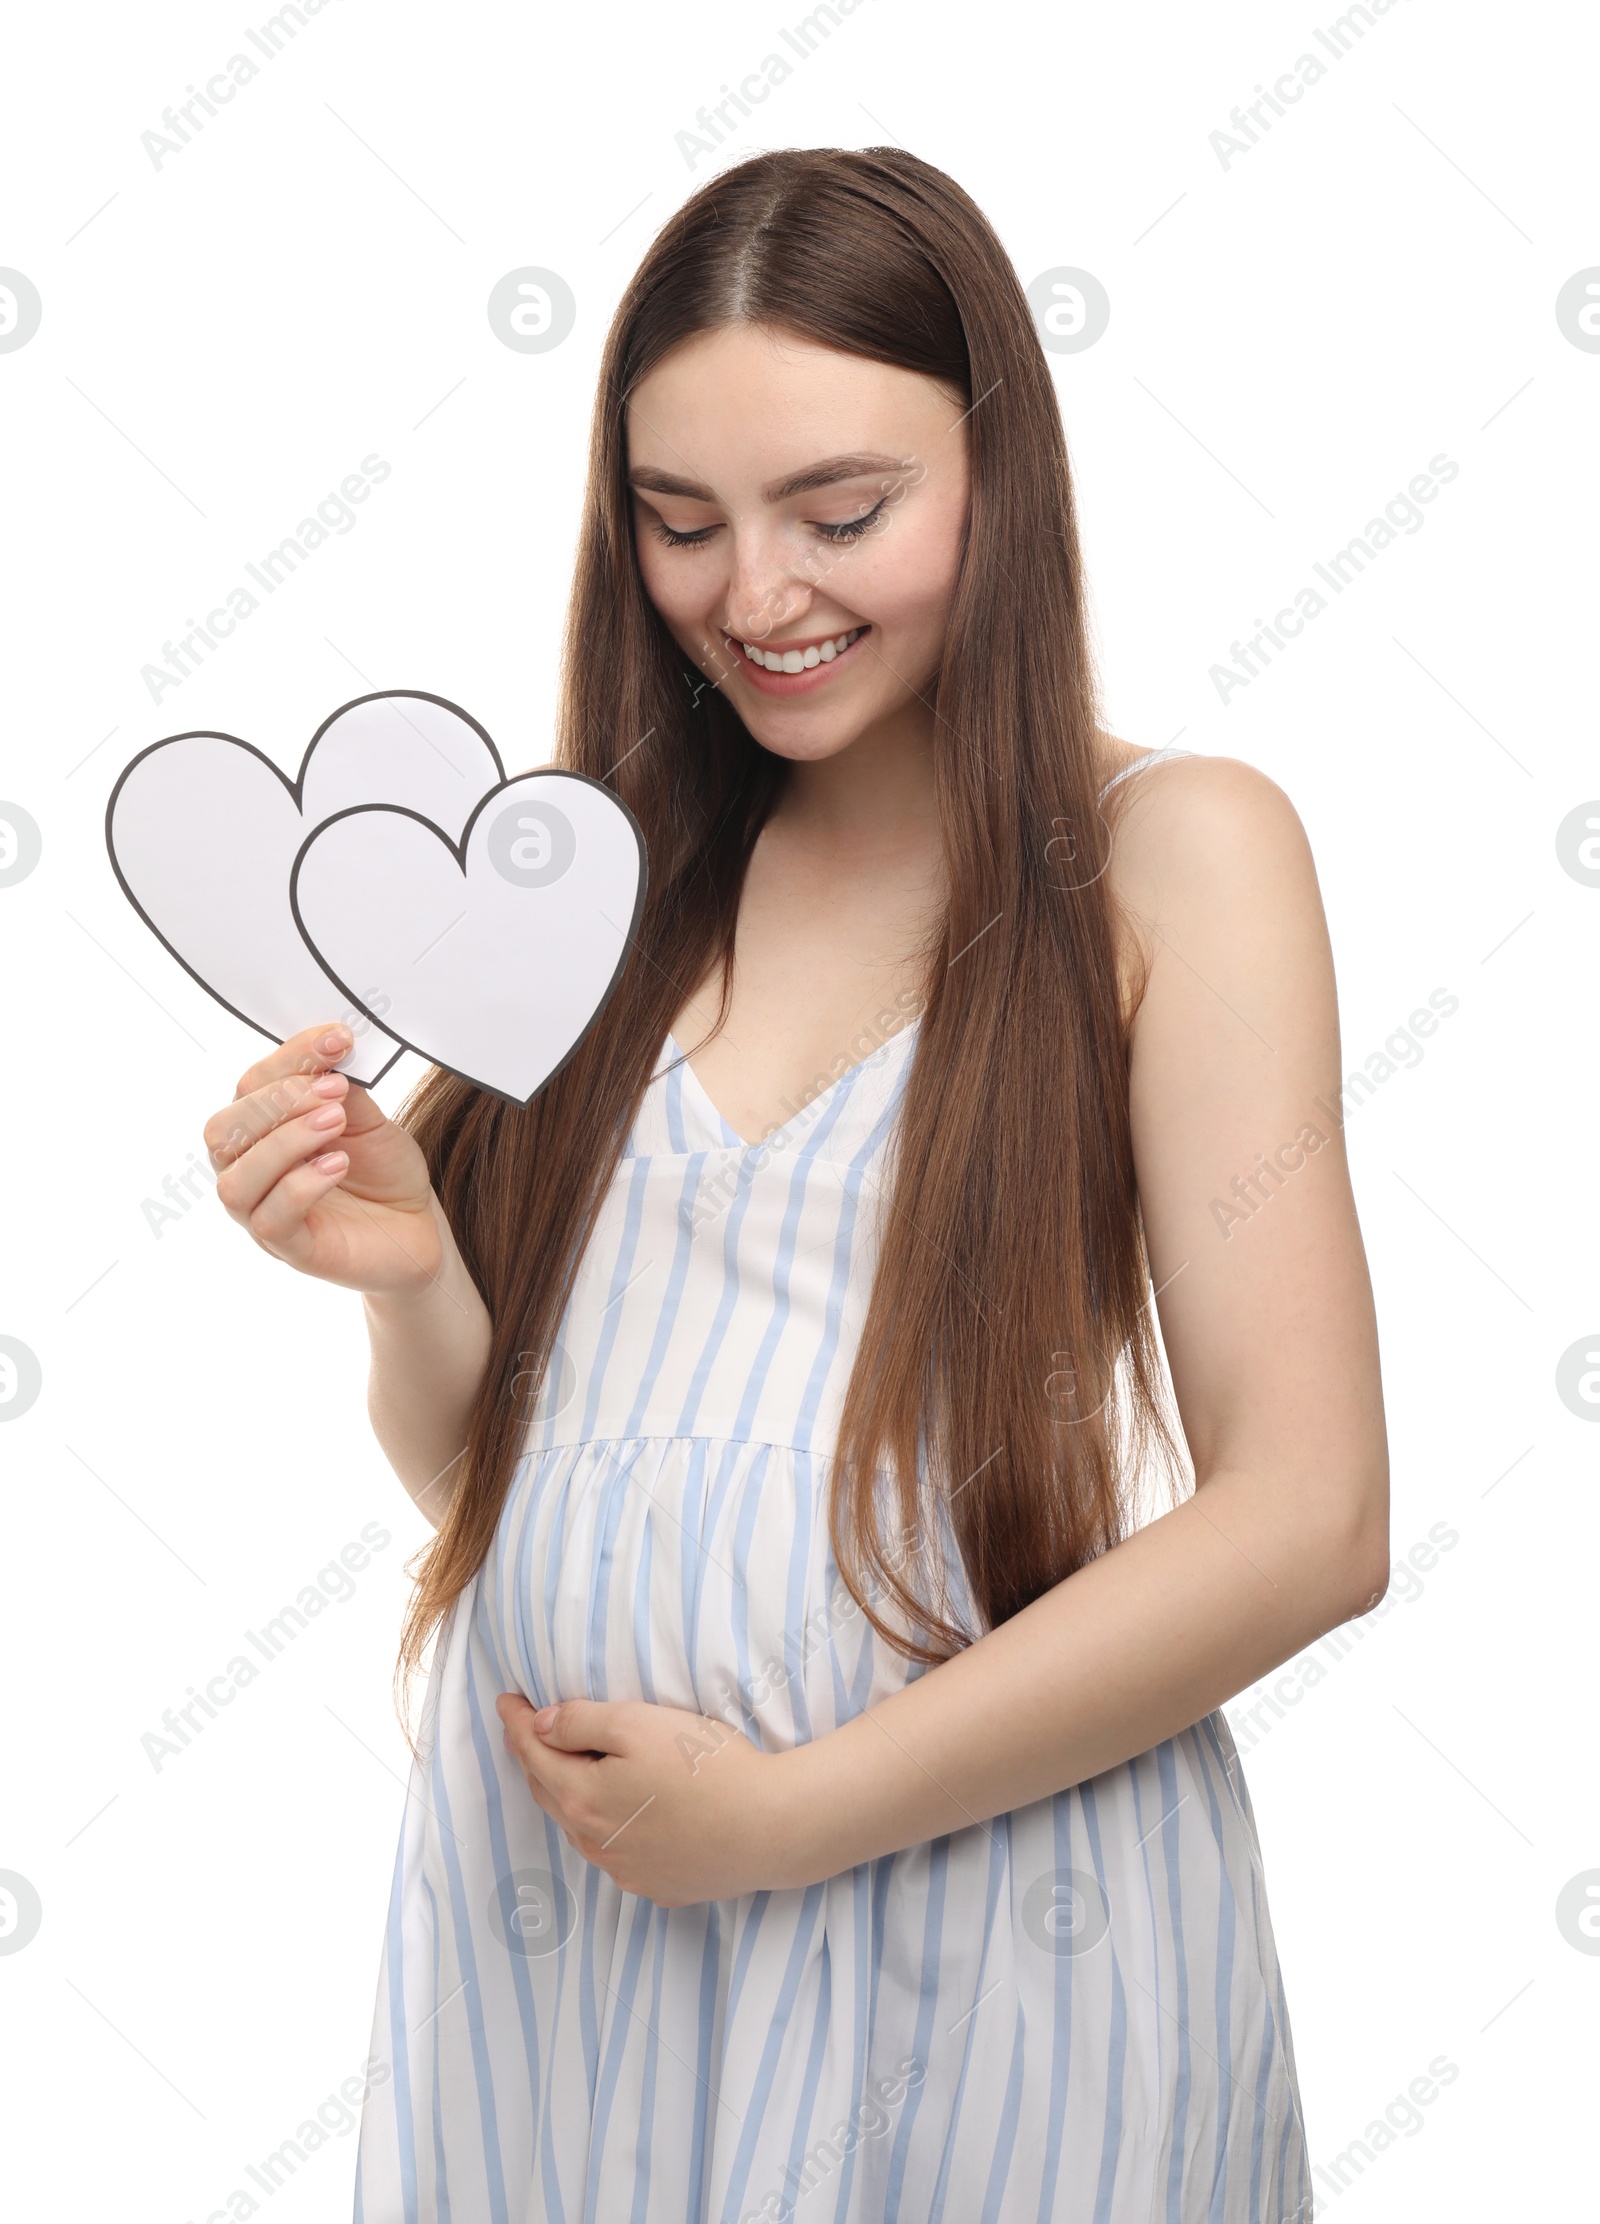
[355,750,1311,2222]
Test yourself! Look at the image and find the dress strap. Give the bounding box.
[1097,744,1194,802]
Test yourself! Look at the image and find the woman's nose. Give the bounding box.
[723,552,811,643]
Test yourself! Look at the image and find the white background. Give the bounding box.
[1,1,1594,2216]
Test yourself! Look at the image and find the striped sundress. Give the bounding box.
[353,747,1313,2222]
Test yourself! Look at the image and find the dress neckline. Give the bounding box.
[664,1013,922,1152]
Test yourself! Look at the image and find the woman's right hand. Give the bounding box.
[204,1021,446,1298]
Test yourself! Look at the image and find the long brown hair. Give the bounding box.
[393,146,1185,1726]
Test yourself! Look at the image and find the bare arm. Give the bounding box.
[363,1198,493,1528]
[775,754,1391,1874]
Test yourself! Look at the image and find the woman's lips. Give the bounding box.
[720,625,871,697]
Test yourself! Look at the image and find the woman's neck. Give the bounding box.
[764,697,941,865]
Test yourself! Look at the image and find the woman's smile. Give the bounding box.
[721,623,871,695]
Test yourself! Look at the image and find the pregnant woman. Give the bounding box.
[206,149,1387,2221]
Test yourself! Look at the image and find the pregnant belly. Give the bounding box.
[475,1433,920,1748]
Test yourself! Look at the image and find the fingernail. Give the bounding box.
[318,1027,351,1055]
[533,1706,557,1730]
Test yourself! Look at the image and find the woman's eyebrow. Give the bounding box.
[627,452,905,503]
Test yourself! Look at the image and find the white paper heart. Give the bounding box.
[290,772,646,1105]
[105,692,505,1085]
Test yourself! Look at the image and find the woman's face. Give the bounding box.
[626,324,970,765]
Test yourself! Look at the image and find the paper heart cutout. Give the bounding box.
[290,772,646,1105]
[105,692,505,1086]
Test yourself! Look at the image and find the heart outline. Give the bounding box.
[104,688,507,1087]
[287,769,649,1107]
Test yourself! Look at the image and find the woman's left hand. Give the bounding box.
[495,1691,806,1906]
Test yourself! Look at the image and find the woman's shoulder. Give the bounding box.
[1095,737,1323,1014]
[1097,735,1308,858]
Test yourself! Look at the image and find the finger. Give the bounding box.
[501,1725,559,1814]
[204,1024,355,1169]
[496,1696,542,1771]
[238,1142,355,1261]
[502,1715,585,1803]
[213,1097,352,1225]
[236,1020,357,1101]
[496,1692,555,1766]
[502,1702,612,1793]
[529,1699,619,1755]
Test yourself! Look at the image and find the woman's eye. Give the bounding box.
[650,519,719,548]
[815,497,888,544]
[647,493,890,550]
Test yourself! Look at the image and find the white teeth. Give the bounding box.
[733,627,862,671]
